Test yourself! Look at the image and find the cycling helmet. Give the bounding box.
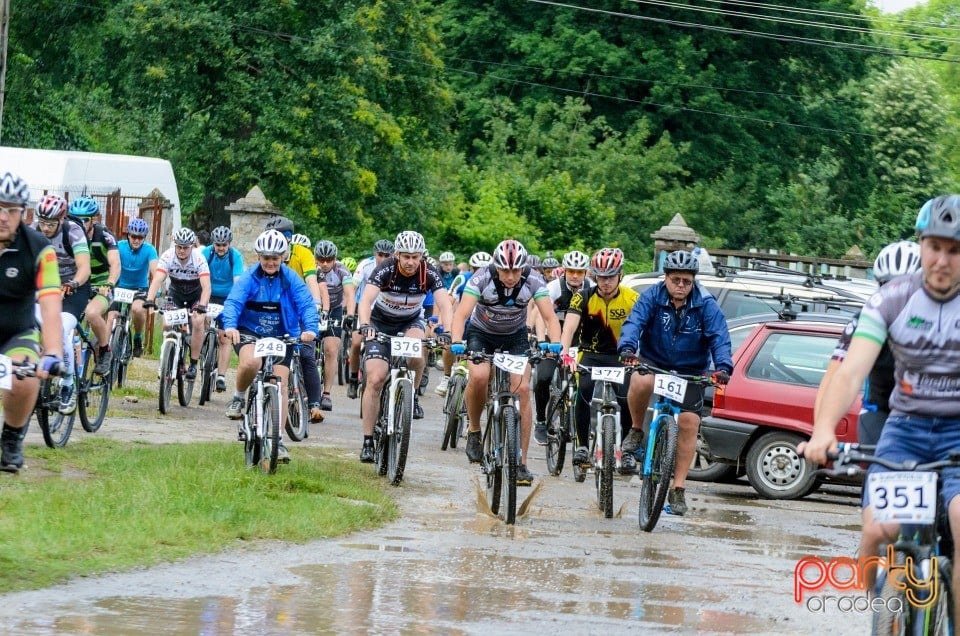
[265,215,295,235]
[291,233,311,248]
[662,249,699,274]
[394,230,426,254]
[68,196,99,218]
[0,172,30,205]
[492,239,528,270]
[36,194,68,221]
[469,251,493,268]
[873,240,921,284]
[314,239,338,259]
[341,256,357,271]
[210,226,233,244]
[439,251,456,263]
[542,256,560,269]
[916,195,960,241]
[127,217,149,237]
[427,257,438,267]
[590,247,625,277]
[255,229,288,256]
[173,227,197,247]
[374,239,395,255]
[562,250,590,270]
[527,254,542,270]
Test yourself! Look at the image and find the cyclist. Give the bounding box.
[265,215,328,422]
[356,231,452,462]
[814,240,921,446]
[202,226,245,392]
[802,195,960,605]
[438,251,458,289]
[531,250,593,445]
[291,233,311,249]
[0,173,64,473]
[559,248,640,472]
[143,228,211,381]
[435,251,492,397]
[221,230,318,463]
[450,239,562,486]
[346,239,394,399]
[314,239,356,411]
[111,218,158,358]
[69,197,120,375]
[618,249,733,516]
[541,255,560,283]
[33,194,91,414]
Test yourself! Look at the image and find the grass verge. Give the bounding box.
[0,439,397,593]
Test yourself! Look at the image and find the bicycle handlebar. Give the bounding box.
[814,443,960,478]
[11,358,66,379]
[628,361,716,385]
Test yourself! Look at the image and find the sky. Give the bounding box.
[874,0,926,12]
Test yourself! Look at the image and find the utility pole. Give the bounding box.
[0,0,9,143]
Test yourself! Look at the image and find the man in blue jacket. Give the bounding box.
[617,249,733,516]
[221,230,319,462]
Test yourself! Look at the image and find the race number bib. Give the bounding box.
[568,346,578,358]
[113,288,137,304]
[868,472,937,524]
[206,304,224,319]
[0,353,12,390]
[653,374,687,403]
[390,337,422,358]
[493,353,527,374]
[591,367,626,384]
[253,338,287,359]
[163,309,189,327]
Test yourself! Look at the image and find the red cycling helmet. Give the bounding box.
[492,239,528,269]
[36,194,68,221]
[590,247,624,276]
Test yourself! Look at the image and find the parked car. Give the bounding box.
[698,319,861,499]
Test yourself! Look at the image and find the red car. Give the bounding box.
[699,319,861,499]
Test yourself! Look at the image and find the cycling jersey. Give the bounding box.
[451,271,472,301]
[367,257,444,322]
[440,269,457,290]
[221,263,319,338]
[567,284,639,355]
[831,312,896,412]
[201,245,244,298]
[855,271,960,417]
[117,239,159,289]
[464,265,548,335]
[86,222,118,286]
[546,276,595,323]
[0,224,61,335]
[321,263,354,310]
[33,218,88,281]
[354,257,377,303]
[285,244,316,280]
[156,245,210,296]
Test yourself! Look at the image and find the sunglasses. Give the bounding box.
[668,276,695,287]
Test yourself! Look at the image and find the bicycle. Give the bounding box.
[4,356,66,445]
[632,362,715,532]
[156,303,196,413]
[576,362,629,519]
[822,444,955,635]
[544,347,578,477]
[441,361,468,451]
[236,334,298,474]
[360,331,431,486]
[108,287,139,388]
[76,316,110,434]
[197,303,223,406]
[336,317,352,386]
[284,338,310,442]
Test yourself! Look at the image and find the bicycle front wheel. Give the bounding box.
[109,322,128,389]
[545,395,566,476]
[500,405,519,524]
[639,416,678,532]
[871,548,910,635]
[337,334,350,385]
[387,381,412,486]
[596,413,615,518]
[36,377,75,448]
[177,343,195,407]
[79,347,109,433]
[441,373,466,451]
[198,331,217,406]
[483,406,502,516]
[259,384,281,474]
[158,341,175,414]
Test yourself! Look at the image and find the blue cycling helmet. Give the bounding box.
[127,218,149,237]
[916,195,960,241]
[68,196,99,218]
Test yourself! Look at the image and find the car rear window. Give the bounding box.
[745,332,836,387]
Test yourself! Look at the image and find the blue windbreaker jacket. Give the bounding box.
[222,263,319,338]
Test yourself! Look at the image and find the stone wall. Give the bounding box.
[224,186,280,265]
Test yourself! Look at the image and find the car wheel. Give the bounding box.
[688,432,739,482]
[745,431,819,500]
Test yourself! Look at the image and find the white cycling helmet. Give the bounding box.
[873,240,921,284]
[0,172,30,205]
[255,229,288,256]
[469,251,492,268]
[562,250,590,270]
[439,251,456,263]
[173,227,197,246]
[394,230,426,254]
[291,233,311,248]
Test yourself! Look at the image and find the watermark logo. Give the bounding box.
[794,546,939,612]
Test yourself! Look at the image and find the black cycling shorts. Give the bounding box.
[0,328,40,363]
[322,306,345,339]
[465,325,529,357]
[62,282,91,321]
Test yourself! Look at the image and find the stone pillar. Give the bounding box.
[139,189,174,253]
[224,186,281,265]
[650,214,704,272]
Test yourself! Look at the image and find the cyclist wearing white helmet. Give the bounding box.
[435,250,491,397]
[201,226,245,392]
[221,229,319,463]
[144,227,212,384]
[356,230,453,462]
[437,251,457,289]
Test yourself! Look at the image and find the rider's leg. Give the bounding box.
[360,356,389,436]
[672,411,700,488]
[322,335,338,393]
[189,313,205,365]
[626,372,654,435]
[234,345,259,394]
[217,330,231,378]
[464,361,490,433]
[299,341,321,404]
[273,364,290,430]
[131,299,147,338]
[0,336,40,431]
[949,496,960,621]
[404,326,426,389]
[533,356,556,423]
[85,295,110,348]
[516,366,533,464]
[349,331,362,377]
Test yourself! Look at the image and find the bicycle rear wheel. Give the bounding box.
[158,341,175,414]
[284,360,310,442]
[387,381,412,486]
[545,395,566,476]
[79,347,109,433]
[259,384,281,474]
[36,377,75,448]
[500,405,519,524]
[639,416,678,532]
[596,413,615,518]
[198,331,217,405]
[441,373,466,451]
[483,406,502,516]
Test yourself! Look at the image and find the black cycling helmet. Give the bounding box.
[373,239,395,255]
[265,215,295,234]
[314,240,338,259]
[211,226,233,244]
[663,250,699,274]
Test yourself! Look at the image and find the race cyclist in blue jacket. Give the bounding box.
[617,249,733,516]
[221,230,319,462]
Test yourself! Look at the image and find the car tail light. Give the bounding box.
[713,384,725,410]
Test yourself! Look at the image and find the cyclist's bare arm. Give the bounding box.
[560,312,581,354]
[434,289,454,335]
[199,275,212,307]
[451,292,478,343]
[532,294,562,343]
[357,282,380,327]
[72,251,91,287]
[37,293,64,359]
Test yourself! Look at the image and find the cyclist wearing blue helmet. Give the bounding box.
[110,217,159,358]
